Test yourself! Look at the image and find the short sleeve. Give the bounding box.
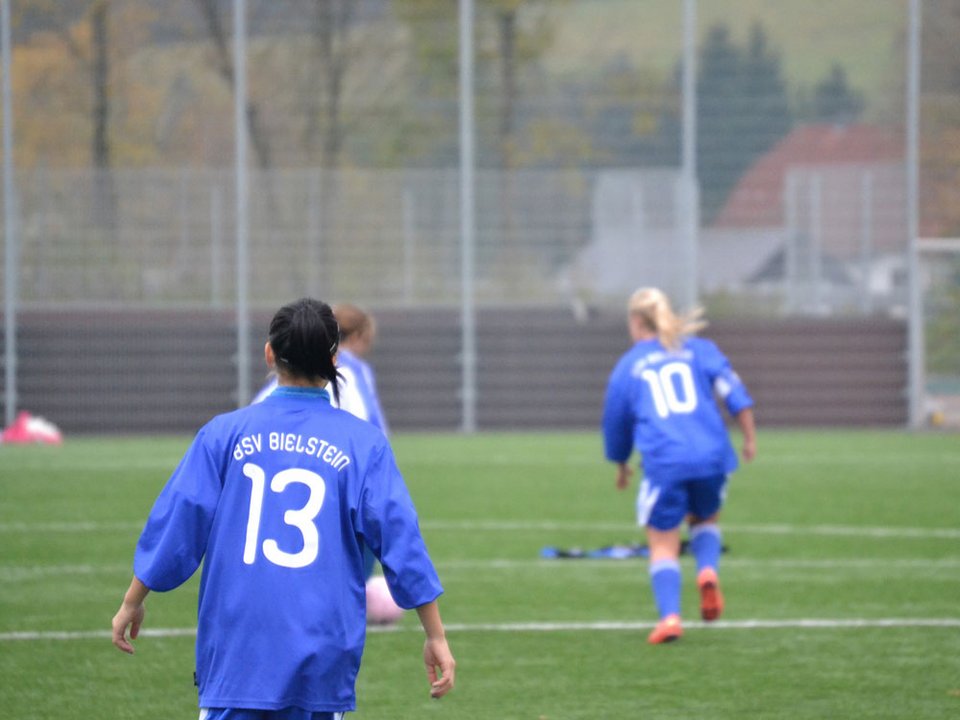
[356,442,442,609]
[134,428,224,592]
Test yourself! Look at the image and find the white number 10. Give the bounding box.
[640,362,698,418]
[242,463,326,568]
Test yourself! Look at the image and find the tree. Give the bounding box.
[697,23,744,224]
[918,0,960,237]
[192,0,272,172]
[741,22,791,156]
[90,0,114,231]
[697,21,792,223]
[393,0,560,168]
[292,0,355,168]
[10,1,140,232]
[812,63,864,123]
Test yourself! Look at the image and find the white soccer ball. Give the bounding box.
[365,575,404,625]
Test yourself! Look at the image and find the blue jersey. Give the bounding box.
[602,337,753,482]
[133,387,442,713]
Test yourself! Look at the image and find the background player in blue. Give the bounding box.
[328,304,391,585]
[111,298,455,717]
[251,303,386,436]
[602,287,756,644]
[252,303,387,588]
[330,304,389,435]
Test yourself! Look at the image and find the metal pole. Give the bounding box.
[234,0,250,406]
[810,173,822,312]
[402,188,415,305]
[858,170,874,315]
[306,172,320,295]
[906,0,923,428]
[783,171,799,312]
[210,184,222,308]
[458,0,477,433]
[681,0,699,309]
[2,0,18,427]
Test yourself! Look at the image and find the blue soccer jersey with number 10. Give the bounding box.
[602,337,754,483]
[133,387,442,713]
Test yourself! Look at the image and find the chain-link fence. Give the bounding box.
[1,0,958,429]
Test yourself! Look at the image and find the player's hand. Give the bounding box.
[423,636,455,698]
[111,600,145,654]
[615,463,633,491]
[742,437,757,462]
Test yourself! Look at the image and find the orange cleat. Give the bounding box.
[647,614,683,644]
[697,567,724,621]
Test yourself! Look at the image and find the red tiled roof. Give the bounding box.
[714,124,904,228]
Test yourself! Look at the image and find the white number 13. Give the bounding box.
[242,463,326,568]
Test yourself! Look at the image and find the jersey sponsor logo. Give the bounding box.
[630,348,693,374]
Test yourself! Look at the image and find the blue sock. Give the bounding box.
[689,523,722,573]
[649,559,682,619]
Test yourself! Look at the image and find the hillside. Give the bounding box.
[547,0,906,115]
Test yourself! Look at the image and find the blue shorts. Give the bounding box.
[200,709,345,720]
[636,474,727,531]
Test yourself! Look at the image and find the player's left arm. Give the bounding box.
[358,441,444,609]
[734,406,757,462]
[416,600,456,698]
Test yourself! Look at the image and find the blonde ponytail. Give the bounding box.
[628,287,706,351]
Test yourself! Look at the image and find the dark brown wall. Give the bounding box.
[2,308,907,434]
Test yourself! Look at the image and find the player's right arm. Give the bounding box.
[111,576,150,654]
[602,356,636,487]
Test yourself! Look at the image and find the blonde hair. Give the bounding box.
[628,287,707,351]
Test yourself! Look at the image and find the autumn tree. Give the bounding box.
[192,0,272,172]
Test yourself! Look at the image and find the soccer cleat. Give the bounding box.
[647,614,683,644]
[697,567,724,621]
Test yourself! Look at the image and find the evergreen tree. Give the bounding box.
[697,21,793,224]
[813,63,865,124]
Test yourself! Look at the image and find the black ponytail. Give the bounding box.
[268,298,341,403]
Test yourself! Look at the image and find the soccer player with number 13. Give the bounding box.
[112,297,454,719]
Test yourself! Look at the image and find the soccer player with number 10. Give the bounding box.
[602,287,756,644]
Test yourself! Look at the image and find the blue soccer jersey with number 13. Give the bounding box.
[133,387,442,713]
[602,337,753,482]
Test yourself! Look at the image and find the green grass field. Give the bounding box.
[2,430,959,719]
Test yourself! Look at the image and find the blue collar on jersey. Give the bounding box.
[270,386,331,403]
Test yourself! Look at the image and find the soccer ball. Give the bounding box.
[365,575,404,625]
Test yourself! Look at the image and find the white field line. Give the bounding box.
[4,556,960,585]
[0,521,142,533]
[433,557,960,570]
[2,557,959,583]
[422,521,960,540]
[3,618,960,643]
[401,455,960,468]
[1,520,958,541]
